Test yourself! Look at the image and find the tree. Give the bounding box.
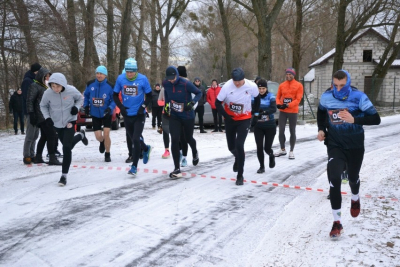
[217,0,232,75]
[119,0,134,73]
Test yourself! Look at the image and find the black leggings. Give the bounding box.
[254,126,276,168]
[152,106,163,127]
[327,146,364,210]
[224,119,251,176]
[162,114,170,148]
[169,116,197,169]
[212,108,222,130]
[125,115,146,166]
[36,121,57,157]
[126,132,147,156]
[278,112,298,151]
[55,126,82,174]
[195,105,205,129]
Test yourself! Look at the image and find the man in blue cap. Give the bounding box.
[113,58,153,176]
[84,65,116,162]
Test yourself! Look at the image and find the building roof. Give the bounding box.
[304,68,315,82]
[373,59,400,67]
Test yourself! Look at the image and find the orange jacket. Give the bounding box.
[206,86,221,109]
[276,80,303,113]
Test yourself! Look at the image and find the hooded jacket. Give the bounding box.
[40,73,83,128]
[26,68,51,125]
[162,66,201,120]
[206,85,221,109]
[276,78,303,113]
[84,78,116,118]
[9,91,23,113]
[20,70,36,114]
[194,82,207,107]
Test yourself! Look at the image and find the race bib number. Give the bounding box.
[328,109,347,125]
[259,114,269,122]
[283,98,292,104]
[171,100,184,112]
[124,85,138,96]
[229,102,244,114]
[92,98,104,107]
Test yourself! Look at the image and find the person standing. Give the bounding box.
[9,89,24,135]
[194,77,207,133]
[40,73,89,186]
[21,63,41,116]
[163,66,201,178]
[317,70,380,239]
[113,58,152,176]
[84,66,116,162]
[151,83,163,133]
[157,86,171,159]
[215,68,260,185]
[274,68,303,159]
[252,79,277,173]
[207,79,223,132]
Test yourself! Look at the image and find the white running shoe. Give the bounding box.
[274,149,287,157]
[289,151,295,159]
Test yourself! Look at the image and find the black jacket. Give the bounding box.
[151,89,161,108]
[26,68,51,125]
[20,70,36,115]
[9,91,23,113]
[194,84,207,107]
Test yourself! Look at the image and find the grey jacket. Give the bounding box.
[40,73,83,128]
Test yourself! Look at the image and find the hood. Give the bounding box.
[48,73,68,89]
[24,70,36,80]
[13,91,22,96]
[332,70,351,101]
[35,68,51,85]
[167,66,180,85]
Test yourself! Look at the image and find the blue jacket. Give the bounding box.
[113,73,152,116]
[84,78,116,118]
[162,66,201,120]
[255,92,277,128]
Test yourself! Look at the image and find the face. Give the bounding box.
[51,83,63,94]
[212,81,217,87]
[126,71,136,79]
[233,80,245,88]
[44,74,51,81]
[194,80,201,86]
[333,77,347,91]
[258,87,267,95]
[286,73,294,81]
[168,76,176,83]
[17,89,22,94]
[155,85,160,90]
[96,72,106,82]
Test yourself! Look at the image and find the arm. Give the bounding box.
[73,87,84,109]
[215,99,230,119]
[113,92,124,109]
[262,99,277,115]
[83,85,90,108]
[253,95,261,114]
[157,87,165,106]
[354,112,381,125]
[40,92,50,119]
[288,83,303,108]
[26,83,37,113]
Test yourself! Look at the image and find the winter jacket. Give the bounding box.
[194,83,207,107]
[254,92,277,128]
[9,91,23,113]
[276,79,303,113]
[26,68,51,125]
[151,89,161,107]
[20,70,36,114]
[84,78,116,119]
[40,73,83,128]
[206,86,221,109]
[162,66,201,120]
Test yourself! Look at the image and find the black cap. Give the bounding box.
[165,66,177,80]
[155,83,160,87]
[177,66,187,78]
[257,79,268,88]
[231,68,245,81]
[30,62,42,73]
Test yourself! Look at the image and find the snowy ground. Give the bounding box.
[0,114,399,267]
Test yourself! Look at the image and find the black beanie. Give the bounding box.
[177,66,187,78]
[30,62,42,73]
[257,79,268,88]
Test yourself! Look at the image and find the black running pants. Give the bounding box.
[254,126,276,168]
[124,114,145,167]
[55,126,82,174]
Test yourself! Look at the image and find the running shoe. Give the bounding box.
[128,165,137,176]
[99,141,105,153]
[341,171,349,184]
[269,154,275,168]
[80,129,88,146]
[125,155,133,163]
[162,150,170,159]
[169,168,182,178]
[192,152,199,166]
[257,167,265,174]
[350,199,361,218]
[181,158,188,167]
[329,221,343,240]
[236,175,244,186]
[274,149,287,157]
[288,151,295,159]
[142,145,152,164]
[58,176,67,186]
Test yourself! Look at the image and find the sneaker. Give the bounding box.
[269,154,275,168]
[152,126,156,130]
[21,132,25,135]
[350,199,360,218]
[34,156,47,164]
[288,151,295,159]
[341,171,349,184]
[181,157,188,167]
[327,194,330,200]
[139,149,144,159]
[200,129,207,133]
[329,221,344,239]
[233,160,238,172]
[14,132,17,135]
[23,157,32,165]
[157,127,163,134]
[274,149,287,157]
[169,168,182,179]
[99,141,105,153]
[105,152,111,162]
[211,129,218,133]
[162,150,170,159]
[128,165,137,176]
[142,145,152,164]
[236,175,244,186]
[58,176,67,186]
[257,167,265,174]
[125,155,133,163]
[218,129,223,132]
[80,129,88,146]
[192,152,199,166]
[55,150,63,158]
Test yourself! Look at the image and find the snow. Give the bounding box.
[304,68,315,82]
[1,114,400,266]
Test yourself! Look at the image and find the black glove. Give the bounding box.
[137,105,145,115]
[104,107,111,118]
[184,101,195,111]
[29,112,37,126]
[146,112,149,118]
[251,116,258,127]
[277,104,288,110]
[46,118,54,127]
[120,106,129,117]
[85,106,90,116]
[71,106,78,115]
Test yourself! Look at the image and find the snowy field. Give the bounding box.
[0,114,399,267]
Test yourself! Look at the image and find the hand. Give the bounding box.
[70,106,78,115]
[317,130,325,141]
[338,109,354,123]
[46,118,54,127]
[251,116,258,127]
[137,105,146,115]
[184,101,195,111]
[164,103,170,114]
[29,113,37,126]
[259,109,268,115]
[120,106,128,117]
[104,107,111,117]
[85,106,90,116]
[277,104,288,110]
[146,112,149,118]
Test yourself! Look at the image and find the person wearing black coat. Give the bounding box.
[9,89,25,135]
[193,77,207,133]
[151,84,163,133]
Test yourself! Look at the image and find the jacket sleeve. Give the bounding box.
[215,99,230,119]
[354,112,381,125]
[40,91,51,119]
[158,88,165,106]
[83,86,90,108]
[317,104,328,132]
[253,95,261,114]
[9,96,13,112]
[187,83,201,103]
[288,83,303,108]
[26,83,37,114]
[206,90,211,105]
[276,84,283,105]
[264,100,277,115]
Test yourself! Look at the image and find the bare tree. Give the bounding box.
[119,0,134,73]
[106,0,116,83]
[217,0,232,75]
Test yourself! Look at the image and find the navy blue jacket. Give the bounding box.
[84,78,116,118]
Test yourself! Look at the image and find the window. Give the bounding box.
[363,50,372,62]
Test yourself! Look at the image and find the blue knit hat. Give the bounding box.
[125,58,138,72]
[231,68,245,81]
[95,65,108,76]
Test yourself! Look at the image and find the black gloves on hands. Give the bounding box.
[277,104,288,110]
[120,106,128,117]
[85,106,90,116]
[184,101,195,111]
[137,105,146,115]
[70,106,79,115]
[29,113,37,126]
[104,107,111,118]
[46,118,54,127]
[251,116,258,127]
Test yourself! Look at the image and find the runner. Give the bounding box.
[215,68,260,185]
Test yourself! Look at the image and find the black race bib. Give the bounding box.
[259,114,269,122]
[229,102,243,114]
[283,98,292,104]
[171,100,184,112]
[92,98,104,107]
[124,85,138,96]
[328,109,347,125]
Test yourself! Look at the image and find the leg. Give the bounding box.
[56,127,75,174]
[19,113,25,133]
[103,128,111,152]
[254,127,265,168]
[327,147,347,210]
[264,127,276,156]
[169,116,182,170]
[278,111,288,150]
[197,106,205,131]
[347,148,365,196]
[235,120,251,177]
[182,118,197,158]
[212,109,218,131]
[23,116,38,158]
[217,111,223,131]
[35,125,47,158]
[156,107,162,128]
[288,113,298,151]
[13,111,18,133]
[180,127,188,157]
[131,115,146,167]
[151,109,157,128]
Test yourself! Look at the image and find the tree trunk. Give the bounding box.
[80,0,96,83]
[159,35,170,81]
[119,0,134,73]
[332,0,348,74]
[135,0,146,73]
[292,0,303,80]
[217,0,232,76]
[149,0,158,85]
[106,0,115,83]
[1,0,11,127]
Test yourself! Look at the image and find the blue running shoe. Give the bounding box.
[181,157,187,167]
[142,145,152,164]
[128,165,137,176]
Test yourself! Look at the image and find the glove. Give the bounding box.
[85,106,90,116]
[277,104,288,110]
[137,105,145,115]
[251,116,258,127]
[71,106,78,115]
[146,112,149,118]
[46,118,54,127]
[29,112,37,126]
[164,103,170,115]
[184,101,195,111]
[120,106,129,117]
[104,107,111,118]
